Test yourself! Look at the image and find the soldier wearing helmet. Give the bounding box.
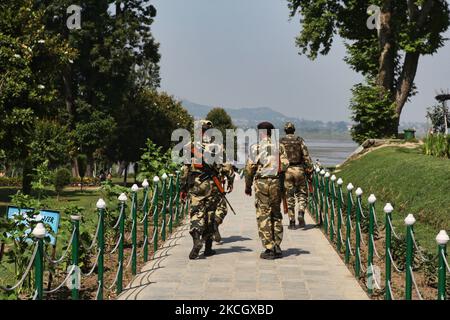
[180,120,234,259]
[280,122,313,229]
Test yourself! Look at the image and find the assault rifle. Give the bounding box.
[198,162,237,216]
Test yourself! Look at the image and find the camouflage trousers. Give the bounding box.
[254,178,283,250]
[189,181,221,240]
[284,166,308,221]
[215,197,228,225]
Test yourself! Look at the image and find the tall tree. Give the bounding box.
[0,0,76,193]
[288,0,450,139]
[41,0,161,176]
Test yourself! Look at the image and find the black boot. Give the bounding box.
[204,238,216,257]
[189,230,203,260]
[274,245,283,259]
[298,210,306,228]
[260,249,275,260]
[288,220,296,230]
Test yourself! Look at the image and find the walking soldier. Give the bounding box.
[180,120,234,259]
[280,122,313,230]
[244,122,289,259]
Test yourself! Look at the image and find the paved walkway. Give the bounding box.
[118,179,368,300]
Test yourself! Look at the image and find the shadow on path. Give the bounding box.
[215,246,253,255]
[283,248,310,257]
[220,236,252,244]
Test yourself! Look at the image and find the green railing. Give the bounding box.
[309,166,450,300]
[0,171,188,300]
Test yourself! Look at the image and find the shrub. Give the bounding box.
[0,176,21,187]
[423,133,450,158]
[350,83,398,144]
[53,168,72,195]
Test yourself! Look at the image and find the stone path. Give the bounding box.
[117,179,368,300]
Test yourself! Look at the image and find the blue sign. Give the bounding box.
[7,206,60,246]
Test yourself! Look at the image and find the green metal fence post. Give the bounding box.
[142,179,149,262]
[384,203,394,300]
[117,192,127,294]
[329,174,337,242]
[32,223,45,300]
[345,183,354,264]
[367,194,376,295]
[131,184,139,275]
[168,174,174,234]
[96,198,106,300]
[314,168,320,222]
[336,178,344,253]
[405,214,416,300]
[306,175,312,214]
[152,176,160,254]
[436,230,449,300]
[70,214,80,300]
[354,187,363,278]
[319,169,325,227]
[324,172,330,235]
[175,171,181,225]
[161,173,168,241]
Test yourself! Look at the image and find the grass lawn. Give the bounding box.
[334,145,449,253]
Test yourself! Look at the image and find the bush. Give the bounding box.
[423,133,450,158]
[0,176,21,187]
[71,176,100,187]
[53,168,72,194]
[350,83,398,144]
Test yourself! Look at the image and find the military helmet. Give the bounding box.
[284,122,296,133]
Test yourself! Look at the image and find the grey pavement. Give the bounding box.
[117,179,368,300]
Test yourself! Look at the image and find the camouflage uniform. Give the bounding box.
[212,163,235,242]
[245,134,289,258]
[180,123,235,259]
[280,123,313,228]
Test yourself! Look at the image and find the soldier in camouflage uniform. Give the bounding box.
[180,120,234,259]
[280,122,313,230]
[245,122,289,259]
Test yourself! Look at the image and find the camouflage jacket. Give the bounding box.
[244,137,289,187]
[180,141,235,194]
[280,134,313,171]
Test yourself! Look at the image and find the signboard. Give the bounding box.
[7,206,61,246]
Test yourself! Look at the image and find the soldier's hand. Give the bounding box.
[245,185,252,196]
[227,183,234,193]
[180,192,187,201]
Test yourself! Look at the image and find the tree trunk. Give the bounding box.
[123,162,129,186]
[86,155,95,177]
[376,0,396,93]
[71,158,80,178]
[22,157,33,195]
[395,52,420,117]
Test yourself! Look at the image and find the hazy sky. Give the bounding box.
[151,0,450,122]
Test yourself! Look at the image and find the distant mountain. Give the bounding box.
[181,99,351,139]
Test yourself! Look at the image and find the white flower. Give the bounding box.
[37,85,45,90]
[69,59,74,64]
[38,40,45,44]
[13,54,21,59]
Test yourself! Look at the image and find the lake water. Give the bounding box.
[304,139,358,167]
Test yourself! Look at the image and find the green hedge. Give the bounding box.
[0,177,21,187]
